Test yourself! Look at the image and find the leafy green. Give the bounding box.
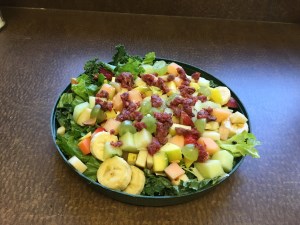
[71,74,98,101]
[217,131,261,158]
[115,58,144,79]
[83,157,101,181]
[142,52,155,65]
[141,169,177,196]
[209,80,218,88]
[112,45,130,66]
[57,93,73,108]
[84,58,100,77]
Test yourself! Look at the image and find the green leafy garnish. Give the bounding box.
[142,52,156,65]
[71,74,98,101]
[217,131,261,158]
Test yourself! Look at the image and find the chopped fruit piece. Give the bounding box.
[78,136,91,155]
[219,125,230,140]
[202,131,221,140]
[89,96,96,109]
[112,92,123,112]
[225,97,238,108]
[128,89,143,104]
[127,153,138,165]
[119,120,137,136]
[194,160,225,179]
[99,84,116,100]
[57,126,66,135]
[120,132,137,152]
[184,134,198,145]
[169,123,192,136]
[198,77,210,87]
[153,151,168,172]
[105,109,117,119]
[135,150,148,168]
[169,135,185,148]
[77,108,92,126]
[191,167,204,181]
[198,137,220,155]
[182,144,198,161]
[212,108,232,123]
[103,142,122,160]
[68,156,87,173]
[167,62,182,76]
[133,129,152,151]
[184,157,194,168]
[205,121,220,131]
[102,119,121,135]
[73,102,89,122]
[212,150,234,172]
[172,174,189,186]
[194,119,206,133]
[146,154,154,169]
[160,142,182,162]
[92,127,106,138]
[180,111,194,126]
[164,162,185,180]
[229,111,248,124]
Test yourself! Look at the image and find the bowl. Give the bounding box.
[51,58,248,206]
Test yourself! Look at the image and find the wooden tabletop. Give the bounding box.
[0,7,299,225]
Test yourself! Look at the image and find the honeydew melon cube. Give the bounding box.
[212,150,234,172]
[120,132,137,152]
[198,77,210,87]
[153,152,168,172]
[68,156,87,173]
[133,129,152,151]
[89,96,96,109]
[191,167,204,181]
[194,160,225,179]
[160,142,182,162]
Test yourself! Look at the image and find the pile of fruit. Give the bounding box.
[55,46,260,196]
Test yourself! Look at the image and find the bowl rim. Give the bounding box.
[50,57,248,206]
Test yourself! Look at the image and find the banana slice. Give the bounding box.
[222,118,249,137]
[123,166,146,195]
[211,86,231,105]
[97,156,132,191]
[90,131,118,161]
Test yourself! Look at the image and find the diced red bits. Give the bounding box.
[99,68,114,81]
[95,98,113,111]
[151,95,163,108]
[225,97,239,109]
[156,77,169,94]
[141,74,157,86]
[195,143,209,162]
[154,112,173,145]
[115,72,134,90]
[116,92,143,122]
[179,85,195,98]
[197,95,207,103]
[184,135,198,145]
[110,129,115,135]
[191,72,201,81]
[147,137,161,155]
[177,67,187,80]
[134,121,146,131]
[110,141,123,147]
[167,74,175,81]
[197,107,216,122]
[96,90,109,99]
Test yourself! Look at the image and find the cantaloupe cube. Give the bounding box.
[128,89,142,104]
[112,92,123,112]
[198,137,220,155]
[167,62,182,76]
[164,162,185,180]
[99,84,116,100]
[102,119,121,134]
[212,108,232,123]
[169,135,185,148]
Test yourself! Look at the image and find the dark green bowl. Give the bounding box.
[51,58,248,206]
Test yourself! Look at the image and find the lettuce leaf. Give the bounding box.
[142,52,155,65]
[217,131,261,158]
[71,74,98,101]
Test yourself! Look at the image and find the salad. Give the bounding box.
[55,45,260,196]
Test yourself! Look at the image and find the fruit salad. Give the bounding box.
[55,45,260,196]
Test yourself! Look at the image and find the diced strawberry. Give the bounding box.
[184,135,198,145]
[225,97,238,109]
[180,111,194,126]
[92,127,106,137]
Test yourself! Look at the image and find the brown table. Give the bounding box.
[0,7,299,225]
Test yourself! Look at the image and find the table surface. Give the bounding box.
[0,7,299,225]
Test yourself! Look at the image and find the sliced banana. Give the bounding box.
[90,131,118,161]
[97,156,132,191]
[123,166,146,195]
[216,86,231,105]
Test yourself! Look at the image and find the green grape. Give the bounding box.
[182,144,199,161]
[91,104,101,119]
[119,120,137,136]
[96,108,107,123]
[141,114,157,133]
[140,100,152,116]
[153,60,168,76]
[194,119,206,133]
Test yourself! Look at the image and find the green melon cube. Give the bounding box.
[212,150,234,172]
[103,142,122,160]
[120,132,137,152]
[194,160,225,179]
[160,142,182,162]
[133,128,152,151]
